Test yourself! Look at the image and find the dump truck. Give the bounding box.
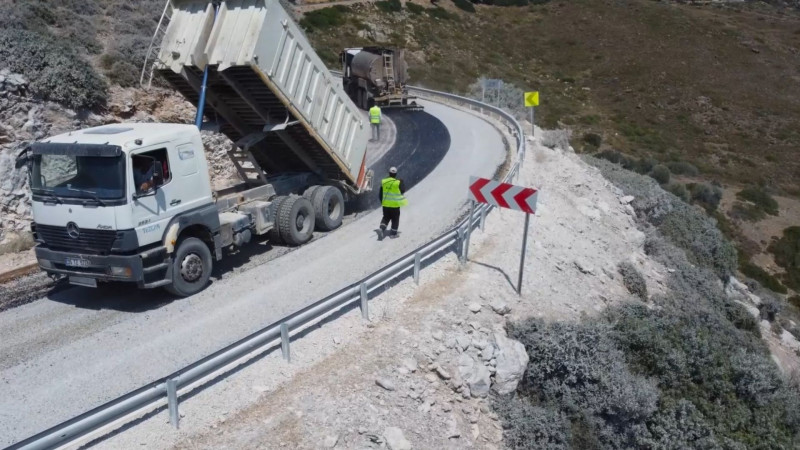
[340,47,420,110]
[16,0,371,297]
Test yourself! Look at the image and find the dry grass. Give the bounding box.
[302,0,800,196]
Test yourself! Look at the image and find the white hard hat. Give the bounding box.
[389,166,397,174]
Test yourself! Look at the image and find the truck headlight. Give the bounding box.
[108,266,132,278]
[39,259,53,269]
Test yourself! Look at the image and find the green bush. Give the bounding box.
[737,187,779,216]
[498,197,800,448]
[618,261,648,300]
[427,7,455,20]
[649,164,671,185]
[768,226,800,291]
[452,0,477,12]
[406,2,425,14]
[587,158,737,279]
[789,295,800,310]
[665,183,689,202]
[688,182,723,212]
[730,201,767,223]
[667,161,699,176]
[0,29,107,109]
[493,397,572,449]
[376,0,403,13]
[300,6,350,31]
[741,261,788,294]
[582,132,602,148]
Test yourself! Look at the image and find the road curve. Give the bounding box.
[0,100,506,446]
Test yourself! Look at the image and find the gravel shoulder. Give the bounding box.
[0,100,505,446]
[96,131,664,449]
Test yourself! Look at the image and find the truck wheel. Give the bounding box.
[277,196,315,246]
[303,185,320,201]
[165,237,212,297]
[268,196,289,244]
[312,185,344,231]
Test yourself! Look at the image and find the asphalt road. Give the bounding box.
[0,100,505,446]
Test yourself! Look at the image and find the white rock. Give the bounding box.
[384,427,412,450]
[574,260,594,275]
[468,302,482,313]
[431,330,444,341]
[492,333,529,395]
[734,300,759,320]
[446,415,461,439]
[473,339,489,350]
[458,354,491,398]
[781,330,800,353]
[376,377,396,391]
[401,357,418,373]
[323,435,339,448]
[436,365,452,380]
[490,301,511,315]
[455,335,471,351]
[620,195,635,204]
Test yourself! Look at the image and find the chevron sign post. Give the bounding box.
[465,177,539,294]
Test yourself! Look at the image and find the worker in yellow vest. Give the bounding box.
[377,166,407,240]
[369,103,382,141]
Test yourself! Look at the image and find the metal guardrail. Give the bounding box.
[7,84,525,450]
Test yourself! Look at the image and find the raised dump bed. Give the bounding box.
[156,0,370,192]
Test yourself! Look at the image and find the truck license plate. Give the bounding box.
[65,257,90,268]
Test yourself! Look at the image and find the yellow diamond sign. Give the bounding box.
[524,91,540,107]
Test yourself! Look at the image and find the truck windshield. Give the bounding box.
[30,154,126,200]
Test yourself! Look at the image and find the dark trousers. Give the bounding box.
[380,207,400,232]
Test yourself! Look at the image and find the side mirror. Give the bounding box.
[15,147,30,169]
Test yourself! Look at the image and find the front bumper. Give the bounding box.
[35,246,169,288]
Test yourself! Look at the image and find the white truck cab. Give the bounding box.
[22,123,224,296]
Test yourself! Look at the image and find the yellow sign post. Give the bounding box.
[524,91,539,137]
[524,91,539,107]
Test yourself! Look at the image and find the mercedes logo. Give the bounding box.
[66,222,80,239]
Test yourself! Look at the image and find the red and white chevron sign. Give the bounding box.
[468,177,539,214]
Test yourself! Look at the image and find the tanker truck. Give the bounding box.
[340,47,421,110]
[16,0,372,297]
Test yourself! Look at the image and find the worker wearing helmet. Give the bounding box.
[378,166,407,240]
[369,103,382,141]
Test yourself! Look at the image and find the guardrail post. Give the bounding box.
[463,201,476,264]
[166,378,179,429]
[280,323,290,362]
[360,283,369,320]
[457,227,465,264]
[413,252,421,285]
[480,207,487,231]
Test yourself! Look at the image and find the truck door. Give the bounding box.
[131,147,176,247]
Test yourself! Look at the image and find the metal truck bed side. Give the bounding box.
[156,0,369,191]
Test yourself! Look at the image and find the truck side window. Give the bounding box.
[132,148,171,192]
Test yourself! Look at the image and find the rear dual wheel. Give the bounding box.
[303,185,344,231]
[276,195,315,246]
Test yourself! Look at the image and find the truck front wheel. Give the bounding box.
[165,237,212,297]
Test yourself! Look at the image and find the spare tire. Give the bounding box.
[311,185,345,231]
[277,196,315,246]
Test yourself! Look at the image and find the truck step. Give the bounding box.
[143,262,169,274]
[142,279,172,289]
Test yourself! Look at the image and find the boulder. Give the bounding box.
[458,354,490,398]
[492,333,529,395]
[384,427,411,450]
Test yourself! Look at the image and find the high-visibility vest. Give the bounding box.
[381,177,407,208]
[369,106,382,124]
